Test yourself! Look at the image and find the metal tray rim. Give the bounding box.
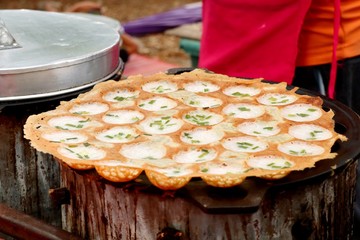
[0,60,123,102]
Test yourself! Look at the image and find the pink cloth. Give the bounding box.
[199,0,312,84]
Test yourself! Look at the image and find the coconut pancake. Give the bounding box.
[24,69,347,190]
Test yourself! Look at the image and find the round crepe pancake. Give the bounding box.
[24,69,347,190]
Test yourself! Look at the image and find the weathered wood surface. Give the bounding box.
[0,203,81,240]
[0,103,62,227]
[61,160,357,240]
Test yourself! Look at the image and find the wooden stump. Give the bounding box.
[61,160,357,240]
[0,102,62,227]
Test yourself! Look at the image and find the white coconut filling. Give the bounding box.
[69,102,109,115]
[246,155,294,170]
[96,126,138,143]
[223,103,265,119]
[120,142,167,160]
[281,104,322,122]
[183,95,222,108]
[183,81,220,93]
[42,132,88,144]
[288,124,333,141]
[150,166,193,177]
[237,121,280,136]
[222,136,268,153]
[173,148,217,163]
[180,128,224,145]
[139,116,183,134]
[48,116,91,130]
[223,85,261,98]
[138,96,178,111]
[257,93,297,106]
[58,144,106,160]
[103,89,139,102]
[102,110,144,124]
[200,162,247,175]
[142,80,178,94]
[278,141,325,156]
[183,110,223,126]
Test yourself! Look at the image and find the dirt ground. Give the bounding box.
[0,0,200,66]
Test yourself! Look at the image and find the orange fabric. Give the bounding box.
[296,0,360,66]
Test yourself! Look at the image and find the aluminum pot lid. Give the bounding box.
[0,9,121,101]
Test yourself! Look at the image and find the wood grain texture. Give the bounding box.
[61,160,357,240]
[0,103,62,227]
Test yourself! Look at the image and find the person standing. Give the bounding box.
[199,0,360,238]
[199,0,360,114]
[293,0,360,114]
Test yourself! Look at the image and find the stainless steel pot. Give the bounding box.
[0,9,121,101]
